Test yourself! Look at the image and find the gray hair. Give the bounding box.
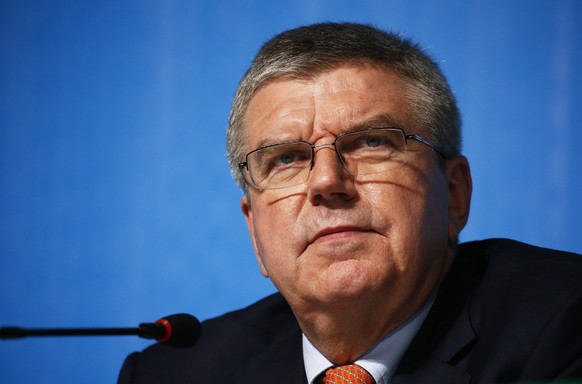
[226,22,461,190]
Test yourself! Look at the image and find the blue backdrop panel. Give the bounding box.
[1,0,580,382]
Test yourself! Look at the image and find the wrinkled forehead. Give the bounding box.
[242,65,420,150]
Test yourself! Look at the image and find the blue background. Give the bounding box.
[1,0,581,382]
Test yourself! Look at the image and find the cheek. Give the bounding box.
[395,170,451,276]
[361,178,420,233]
[250,197,304,274]
[363,166,449,252]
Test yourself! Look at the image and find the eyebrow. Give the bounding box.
[348,114,403,132]
[253,136,299,151]
[251,113,404,150]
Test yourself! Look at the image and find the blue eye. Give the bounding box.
[259,144,312,176]
[342,133,395,152]
[364,136,384,148]
[276,152,298,165]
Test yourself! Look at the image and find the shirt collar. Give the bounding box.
[302,296,434,384]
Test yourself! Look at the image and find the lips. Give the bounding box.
[310,225,370,244]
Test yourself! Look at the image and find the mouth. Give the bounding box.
[311,225,371,244]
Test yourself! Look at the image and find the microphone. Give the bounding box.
[0,313,201,348]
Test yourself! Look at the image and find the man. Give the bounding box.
[118,22,582,383]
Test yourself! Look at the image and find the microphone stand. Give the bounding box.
[0,323,164,340]
[1,313,200,348]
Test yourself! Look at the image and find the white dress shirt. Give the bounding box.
[302,297,434,384]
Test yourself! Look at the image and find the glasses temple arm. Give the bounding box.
[405,134,448,159]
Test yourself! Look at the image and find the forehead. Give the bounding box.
[243,65,418,149]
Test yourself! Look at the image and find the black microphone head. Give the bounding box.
[155,313,201,348]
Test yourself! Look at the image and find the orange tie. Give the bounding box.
[318,364,376,384]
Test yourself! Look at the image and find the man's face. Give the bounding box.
[241,65,470,327]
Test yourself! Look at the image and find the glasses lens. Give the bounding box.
[246,142,312,189]
[336,129,407,175]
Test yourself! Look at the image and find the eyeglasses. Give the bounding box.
[238,127,446,190]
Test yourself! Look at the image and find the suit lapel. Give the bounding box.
[392,357,471,384]
[392,242,489,384]
[236,319,306,383]
[392,305,474,384]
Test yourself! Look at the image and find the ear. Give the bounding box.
[241,195,269,277]
[445,156,472,242]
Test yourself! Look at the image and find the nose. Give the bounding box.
[307,145,356,205]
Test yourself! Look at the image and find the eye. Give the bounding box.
[340,131,398,153]
[267,146,311,168]
[252,143,312,178]
[274,151,300,166]
[363,136,384,148]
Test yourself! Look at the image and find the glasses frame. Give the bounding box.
[238,127,447,190]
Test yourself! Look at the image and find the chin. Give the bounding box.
[316,260,380,302]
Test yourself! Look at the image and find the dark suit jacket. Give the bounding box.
[118,239,582,383]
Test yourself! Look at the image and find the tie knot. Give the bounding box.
[319,364,376,384]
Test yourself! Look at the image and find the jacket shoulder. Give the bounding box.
[458,238,582,295]
[119,293,303,383]
[459,238,581,265]
[456,239,582,381]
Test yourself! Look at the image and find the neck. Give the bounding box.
[296,298,417,364]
